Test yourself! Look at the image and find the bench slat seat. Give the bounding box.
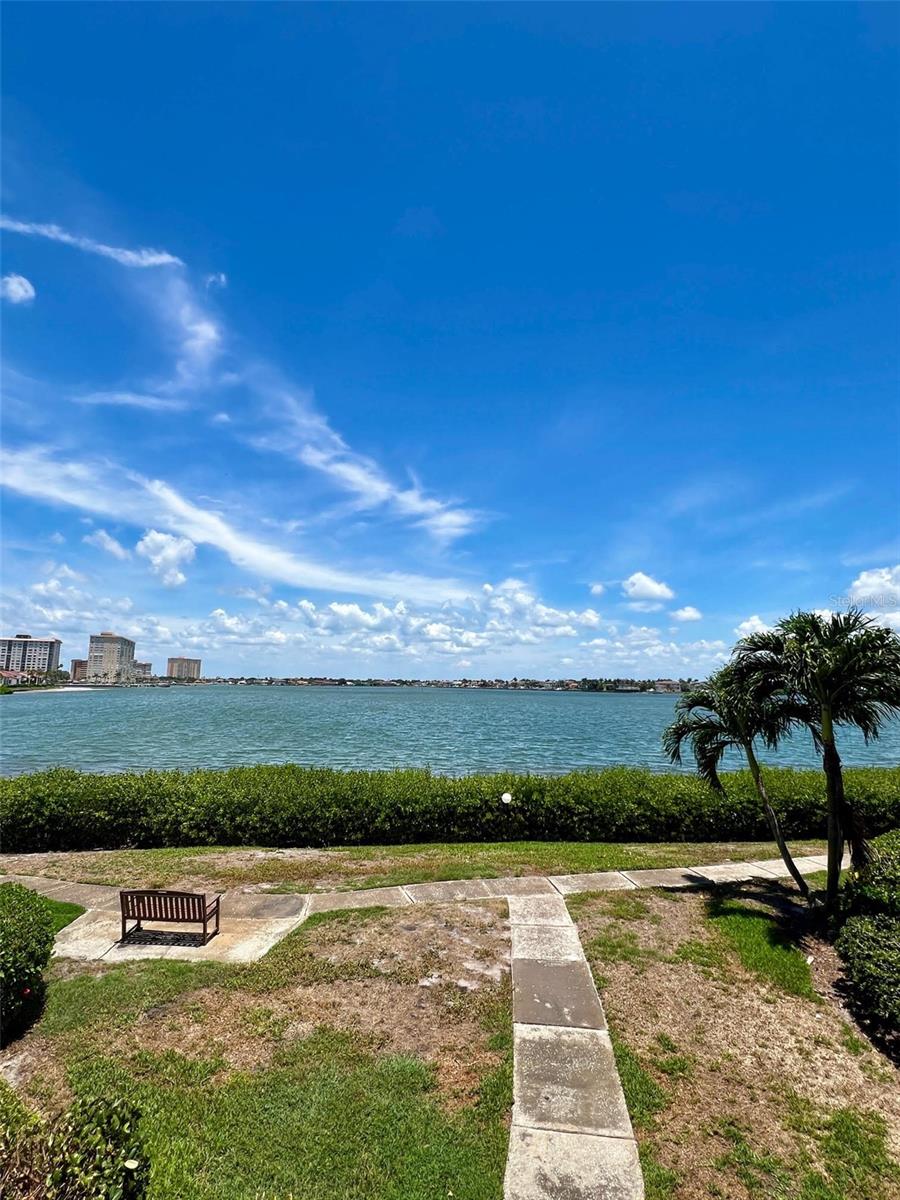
[119,889,220,943]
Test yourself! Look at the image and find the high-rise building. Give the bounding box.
[0,634,62,674]
[167,656,201,680]
[87,632,136,683]
[70,659,87,682]
[134,661,153,679]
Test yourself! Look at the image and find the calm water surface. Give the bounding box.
[2,685,898,776]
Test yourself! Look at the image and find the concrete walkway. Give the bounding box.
[0,853,835,964]
[505,893,642,1199]
[1,854,837,1200]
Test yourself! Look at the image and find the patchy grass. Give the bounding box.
[713,1101,900,1199]
[3,904,514,1198]
[61,1028,510,1200]
[0,838,828,894]
[706,895,819,1000]
[570,883,900,1198]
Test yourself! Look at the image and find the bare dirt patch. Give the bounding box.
[572,885,900,1197]
[6,902,511,1114]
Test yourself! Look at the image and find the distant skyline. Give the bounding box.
[2,4,898,678]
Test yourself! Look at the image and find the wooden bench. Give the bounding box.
[119,890,220,944]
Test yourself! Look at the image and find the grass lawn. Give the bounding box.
[570,881,900,1199]
[1,903,513,1199]
[0,837,827,894]
[42,896,85,935]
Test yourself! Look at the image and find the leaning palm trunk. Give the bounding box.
[820,713,870,912]
[742,742,810,899]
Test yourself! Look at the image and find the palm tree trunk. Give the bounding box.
[743,742,810,899]
[821,710,844,914]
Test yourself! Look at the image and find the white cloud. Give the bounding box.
[671,606,702,622]
[621,572,675,602]
[204,272,228,289]
[0,445,472,605]
[136,529,196,587]
[0,215,182,267]
[76,391,187,412]
[734,615,770,636]
[256,388,480,544]
[589,582,605,596]
[83,529,130,561]
[848,565,900,603]
[49,531,65,545]
[211,412,231,424]
[1,273,35,303]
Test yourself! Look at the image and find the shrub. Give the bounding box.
[0,763,897,854]
[835,913,900,1030]
[842,828,900,920]
[0,1088,147,1199]
[0,884,55,1043]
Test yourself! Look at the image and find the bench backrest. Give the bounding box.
[120,890,206,921]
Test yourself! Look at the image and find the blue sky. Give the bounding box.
[2,4,898,678]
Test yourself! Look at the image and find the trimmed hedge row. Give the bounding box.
[0,884,55,1042]
[1,764,899,853]
[836,829,900,1031]
[0,1086,147,1199]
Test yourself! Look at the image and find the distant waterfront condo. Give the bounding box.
[0,633,62,674]
[70,658,87,682]
[88,631,136,683]
[134,661,153,679]
[167,656,201,680]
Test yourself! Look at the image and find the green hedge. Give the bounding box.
[842,828,900,920]
[836,829,900,1031]
[1,764,898,853]
[0,1085,147,1199]
[0,884,55,1043]
[836,914,900,1030]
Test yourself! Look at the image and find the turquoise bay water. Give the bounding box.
[2,685,898,777]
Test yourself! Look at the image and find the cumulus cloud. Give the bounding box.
[848,565,900,603]
[671,606,702,622]
[0,215,182,267]
[136,529,196,586]
[1,273,35,303]
[589,582,605,596]
[621,572,675,605]
[734,615,770,636]
[204,272,228,289]
[83,529,131,560]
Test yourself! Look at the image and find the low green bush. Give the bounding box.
[843,828,900,920]
[0,764,897,854]
[0,884,55,1043]
[835,913,900,1030]
[0,1087,147,1199]
[836,828,900,1032]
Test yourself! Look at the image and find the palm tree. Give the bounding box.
[663,665,811,898]
[733,609,900,912]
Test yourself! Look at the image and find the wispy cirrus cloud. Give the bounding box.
[4,212,475,545]
[0,215,183,267]
[257,388,481,543]
[76,391,187,412]
[0,444,472,605]
[83,528,130,560]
